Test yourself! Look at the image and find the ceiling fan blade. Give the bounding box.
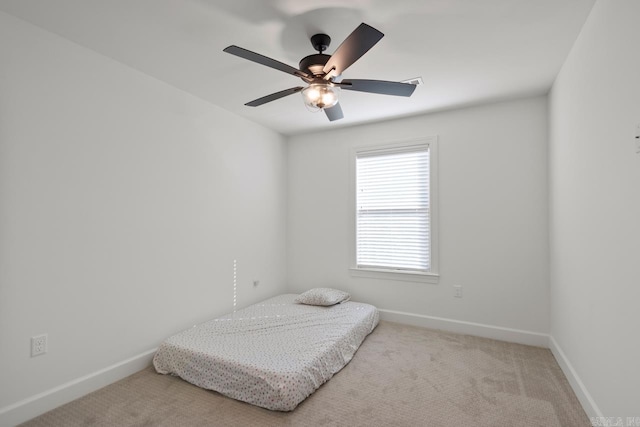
[224,45,310,79]
[324,102,344,121]
[340,79,416,97]
[322,23,384,77]
[245,87,304,107]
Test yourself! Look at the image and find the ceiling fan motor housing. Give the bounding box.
[299,54,331,77]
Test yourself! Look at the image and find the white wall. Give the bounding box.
[0,10,287,422]
[548,0,640,419]
[288,96,550,337]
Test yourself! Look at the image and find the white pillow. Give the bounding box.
[294,288,351,306]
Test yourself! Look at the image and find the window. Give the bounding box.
[350,138,438,282]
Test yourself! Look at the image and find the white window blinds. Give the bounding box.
[356,145,430,272]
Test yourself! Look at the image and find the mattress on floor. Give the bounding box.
[153,293,379,411]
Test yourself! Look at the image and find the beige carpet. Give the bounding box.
[21,321,589,427]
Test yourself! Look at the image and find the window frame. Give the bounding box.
[349,137,439,284]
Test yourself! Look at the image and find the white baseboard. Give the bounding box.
[548,335,602,419]
[378,309,550,347]
[0,348,157,427]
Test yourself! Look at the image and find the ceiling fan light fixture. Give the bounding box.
[224,23,414,121]
[302,83,340,111]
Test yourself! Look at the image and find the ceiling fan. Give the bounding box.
[223,23,417,122]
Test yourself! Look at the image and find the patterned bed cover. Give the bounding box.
[153,294,379,411]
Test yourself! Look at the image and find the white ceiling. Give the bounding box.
[0,0,595,135]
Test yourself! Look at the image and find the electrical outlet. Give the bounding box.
[454,285,463,298]
[31,334,47,357]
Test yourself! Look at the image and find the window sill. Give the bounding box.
[349,267,439,284]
